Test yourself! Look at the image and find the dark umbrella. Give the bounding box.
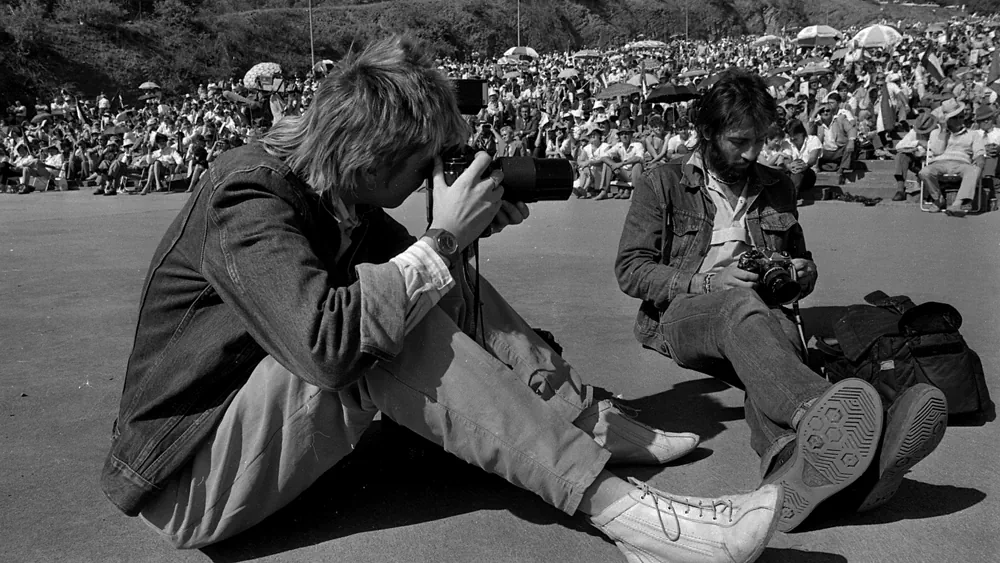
[31,113,52,124]
[645,83,699,104]
[697,73,723,91]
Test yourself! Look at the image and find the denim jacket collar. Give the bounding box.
[679,150,782,204]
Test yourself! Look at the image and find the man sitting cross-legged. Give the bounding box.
[919,98,986,216]
[101,36,783,563]
[891,112,938,202]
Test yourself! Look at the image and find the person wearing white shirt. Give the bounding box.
[974,105,999,179]
[891,112,938,201]
[781,119,823,201]
[139,133,184,195]
[603,125,645,199]
[576,127,610,199]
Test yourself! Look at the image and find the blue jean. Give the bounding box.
[657,288,831,463]
[139,270,609,548]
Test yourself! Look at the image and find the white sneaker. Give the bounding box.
[576,398,700,465]
[592,478,782,563]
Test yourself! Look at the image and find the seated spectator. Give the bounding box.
[603,122,644,199]
[664,120,693,160]
[918,99,986,216]
[104,138,144,194]
[496,125,526,157]
[757,124,791,169]
[139,133,184,195]
[576,127,608,198]
[94,139,123,196]
[642,115,667,168]
[184,134,210,193]
[816,93,858,183]
[891,112,938,201]
[781,119,823,201]
[973,105,999,178]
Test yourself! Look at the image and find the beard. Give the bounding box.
[703,138,750,184]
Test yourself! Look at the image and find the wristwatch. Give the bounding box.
[423,228,459,266]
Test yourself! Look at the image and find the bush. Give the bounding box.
[2,0,49,53]
[56,0,126,29]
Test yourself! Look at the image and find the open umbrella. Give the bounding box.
[796,25,842,47]
[853,24,903,49]
[596,83,641,99]
[768,66,795,76]
[504,46,539,58]
[31,113,52,124]
[312,59,335,74]
[677,69,709,79]
[796,64,833,77]
[244,62,283,90]
[625,40,667,50]
[138,92,158,101]
[765,75,790,88]
[557,68,579,79]
[115,111,132,123]
[627,73,660,87]
[640,58,663,70]
[645,83,699,104]
[752,35,782,47]
[573,49,602,59]
[503,71,522,79]
[697,73,723,91]
[138,81,160,90]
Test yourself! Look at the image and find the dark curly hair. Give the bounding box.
[693,68,777,149]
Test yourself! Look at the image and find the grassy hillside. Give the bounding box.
[0,0,968,109]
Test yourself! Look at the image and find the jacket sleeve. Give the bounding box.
[202,181,409,391]
[615,170,694,310]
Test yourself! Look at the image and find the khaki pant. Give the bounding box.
[140,272,609,548]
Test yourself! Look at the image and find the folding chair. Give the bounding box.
[919,156,985,214]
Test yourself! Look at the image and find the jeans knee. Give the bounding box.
[720,287,768,318]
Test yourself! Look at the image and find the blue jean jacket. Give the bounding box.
[101,145,416,515]
[615,155,810,354]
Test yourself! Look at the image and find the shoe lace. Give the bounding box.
[628,478,735,543]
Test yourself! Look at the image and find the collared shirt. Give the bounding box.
[686,152,760,274]
[326,193,456,335]
[782,135,823,167]
[926,125,986,165]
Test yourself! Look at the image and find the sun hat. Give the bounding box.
[939,98,966,120]
[122,138,135,148]
[973,104,997,122]
[912,112,939,134]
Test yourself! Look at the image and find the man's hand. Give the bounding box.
[429,152,504,251]
[711,261,759,292]
[788,159,807,175]
[791,258,818,297]
[482,200,530,237]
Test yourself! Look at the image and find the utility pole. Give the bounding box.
[517,0,521,47]
[308,0,316,71]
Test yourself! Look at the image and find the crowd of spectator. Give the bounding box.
[3,14,999,211]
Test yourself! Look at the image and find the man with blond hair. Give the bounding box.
[101,36,783,563]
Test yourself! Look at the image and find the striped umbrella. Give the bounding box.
[796,25,842,47]
[852,25,903,49]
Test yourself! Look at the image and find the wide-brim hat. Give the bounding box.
[912,111,939,134]
[122,138,135,148]
[939,98,966,120]
[973,104,997,122]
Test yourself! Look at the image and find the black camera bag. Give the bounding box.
[817,290,994,418]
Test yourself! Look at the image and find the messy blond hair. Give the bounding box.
[258,35,470,196]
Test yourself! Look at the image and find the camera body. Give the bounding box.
[737,248,800,306]
[441,147,574,204]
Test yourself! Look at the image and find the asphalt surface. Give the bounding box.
[1,190,998,563]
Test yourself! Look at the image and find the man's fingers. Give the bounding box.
[430,156,446,187]
[458,151,494,185]
[731,269,759,282]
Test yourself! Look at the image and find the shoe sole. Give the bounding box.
[764,379,882,532]
[858,386,947,512]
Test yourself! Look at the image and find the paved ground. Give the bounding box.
[1,190,998,563]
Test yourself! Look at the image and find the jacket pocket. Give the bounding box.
[669,213,703,263]
[759,212,799,252]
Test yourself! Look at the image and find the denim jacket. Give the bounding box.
[101,144,416,515]
[615,155,810,354]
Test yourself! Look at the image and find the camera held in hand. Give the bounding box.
[441,146,574,204]
[737,247,800,306]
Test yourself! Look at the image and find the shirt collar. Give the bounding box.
[324,192,360,233]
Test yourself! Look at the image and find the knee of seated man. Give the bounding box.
[719,287,768,317]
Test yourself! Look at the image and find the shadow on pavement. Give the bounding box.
[798,478,986,532]
[757,548,847,562]
[202,420,599,562]
[623,378,745,444]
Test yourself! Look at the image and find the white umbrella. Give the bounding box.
[138,82,160,90]
[573,49,602,59]
[624,40,667,50]
[796,25,842,47]
[504,46,539,58]
[558,68,579,79]
[852,24,903,49]
[244,62,283,90]
[627,73,660,87]
[752,35,782,47]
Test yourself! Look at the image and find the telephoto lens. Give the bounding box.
[442,146,574,203]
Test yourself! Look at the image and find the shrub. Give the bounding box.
[2,0,49,53]
[56,0,126,29]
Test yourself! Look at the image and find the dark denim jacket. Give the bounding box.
[101,144,416,515]
[615,155,810,353]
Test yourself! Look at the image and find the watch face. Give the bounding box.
[438,232,458,255]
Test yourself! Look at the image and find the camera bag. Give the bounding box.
[817,290,994,419]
